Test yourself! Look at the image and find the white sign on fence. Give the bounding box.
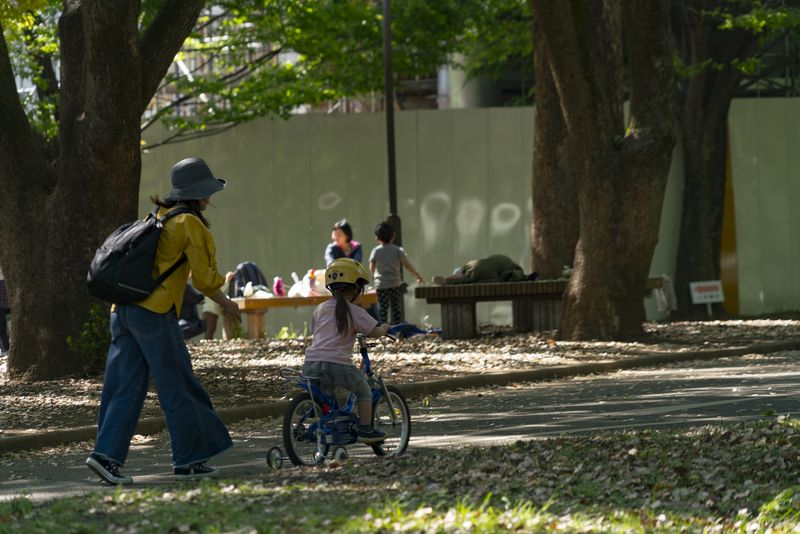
[689,280,725,305]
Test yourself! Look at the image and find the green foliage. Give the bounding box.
[3,1,534,144]
[231,320,246,339]
[276,321,307,339]
[717,2,800,34]
[149,0,481,135]
[66,302,110,376]
[760,486,800,525]
[2,2,60,140]
[456,0,532,81]
[0,0,51,26]
[678,1,800,81]
[0,496,33,523]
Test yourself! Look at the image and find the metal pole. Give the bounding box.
[383,0,399,226]
[382,0,405,321]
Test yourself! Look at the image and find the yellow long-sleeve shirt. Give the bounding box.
[137,207,224,316]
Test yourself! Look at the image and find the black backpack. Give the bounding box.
[228,261,270,297]
[87,206,193,304]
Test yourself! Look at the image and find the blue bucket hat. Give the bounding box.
[164,158,227,202]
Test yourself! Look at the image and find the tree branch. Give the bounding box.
[144,122,238,150]
[195,9,230,33]
[141,48,281,132]
[139,0,205,114]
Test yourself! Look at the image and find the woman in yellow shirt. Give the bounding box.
[86,158,241,485]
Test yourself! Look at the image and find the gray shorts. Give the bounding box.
[302,361,371,401]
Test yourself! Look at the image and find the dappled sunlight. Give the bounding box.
[7,418,796,531]
[2,320,798,437]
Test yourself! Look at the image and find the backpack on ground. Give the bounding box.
[228,261,270,297]
[87,206,193,304]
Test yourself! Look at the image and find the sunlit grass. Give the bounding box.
[2,418,799,533]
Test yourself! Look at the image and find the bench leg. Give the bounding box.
[513,299,561,332]
[440,302,476,339]
[512,300,534,333]
[246,311,267,339]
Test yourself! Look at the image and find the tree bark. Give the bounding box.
[530,16,578,279]
[671,0,757,319]
[674,92,733,319]
[531,0,675,340]
[0,2,203,379]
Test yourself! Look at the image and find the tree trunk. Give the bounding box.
[530,17,578,279]
[0,1,204,379]
[674,97,732,319]
[531,0,675,340]
[670,0,755,320]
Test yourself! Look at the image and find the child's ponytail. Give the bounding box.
[333,288,354,335]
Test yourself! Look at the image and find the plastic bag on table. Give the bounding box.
[243,281,273,299]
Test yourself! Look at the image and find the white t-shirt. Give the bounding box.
[305,299,378,365]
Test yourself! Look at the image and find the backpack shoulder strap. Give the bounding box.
[152,206,196,285]
[157,206,194,224]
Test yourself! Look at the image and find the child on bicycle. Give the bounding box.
[303,258,390,443]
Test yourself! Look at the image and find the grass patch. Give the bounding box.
[3,417,800,532]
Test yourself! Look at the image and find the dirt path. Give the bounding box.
[0,320,797,434]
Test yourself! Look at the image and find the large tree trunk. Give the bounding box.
[0,1,204,379]
[530,18,578,279]
[531,0,675,340]
[670,0,757,319]
[674,96,732,319]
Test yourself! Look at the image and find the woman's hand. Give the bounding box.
[209,288,242,323]
[222,297,242,323]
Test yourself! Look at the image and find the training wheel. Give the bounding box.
[333,447,348,464]
[267,446,284,470]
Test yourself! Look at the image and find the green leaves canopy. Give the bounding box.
[3,0,533,145]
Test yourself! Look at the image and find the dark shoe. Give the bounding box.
[174,462,219,480]
[356,425,386,444]
[85,453,133,485]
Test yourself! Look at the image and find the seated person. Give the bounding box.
[324,219,363,265]
[202,297,235,340]
[179,283,206,340]
[434,254,533,285]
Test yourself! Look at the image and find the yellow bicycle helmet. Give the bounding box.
[325,258,370,290]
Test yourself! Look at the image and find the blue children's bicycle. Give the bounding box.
[267,334,411,468]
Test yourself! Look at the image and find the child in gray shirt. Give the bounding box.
[368,222,424,324]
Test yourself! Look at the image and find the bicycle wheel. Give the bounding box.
[371,385,411,456]
[283,392,327,466]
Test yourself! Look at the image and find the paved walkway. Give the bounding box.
[1,349,798,502]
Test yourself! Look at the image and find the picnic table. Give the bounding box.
[234,292,378,338]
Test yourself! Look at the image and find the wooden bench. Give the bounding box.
[415,278,662,339]
[234,292,378,338]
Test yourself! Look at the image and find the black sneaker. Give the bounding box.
[85,453,133,485]
[356,425,386,444]
[174,462,219,480]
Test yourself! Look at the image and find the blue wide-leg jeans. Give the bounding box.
[93,304,232,467]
